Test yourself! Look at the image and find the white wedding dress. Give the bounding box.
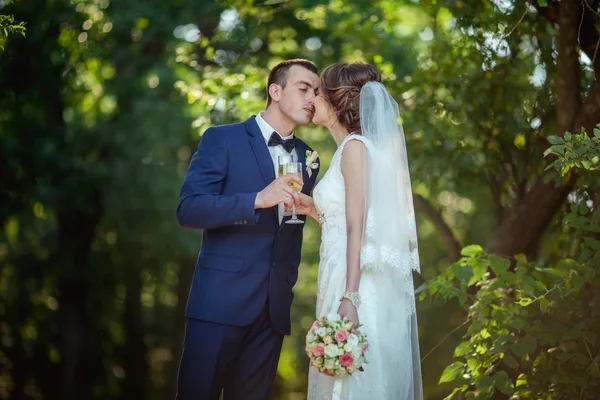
[307,134,423,400]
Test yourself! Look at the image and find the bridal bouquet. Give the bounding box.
[305,313,369,377]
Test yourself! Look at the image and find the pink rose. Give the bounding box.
[323,370,334,377]
[335,329,349,342]
[351,328,360,335]
[305,345,313,356]
[362,343,369,354]
[312,344,325,357]
[311,320,321,330]
[311,151,319,159]
[323,336,333,345]
[339,353,354,367]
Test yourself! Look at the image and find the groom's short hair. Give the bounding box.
[266,59,318,107]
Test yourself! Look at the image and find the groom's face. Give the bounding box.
[276,66,319,126]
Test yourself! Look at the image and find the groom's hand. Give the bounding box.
[254,174,302,210]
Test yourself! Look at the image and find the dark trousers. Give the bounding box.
[176,302,284,400]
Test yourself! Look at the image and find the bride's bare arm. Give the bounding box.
[339,139,368,322]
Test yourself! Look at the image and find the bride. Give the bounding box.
[296,63,424,400]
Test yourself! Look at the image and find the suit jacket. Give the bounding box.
[177,116,320,335]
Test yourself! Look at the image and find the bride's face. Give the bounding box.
[312,93,334,127]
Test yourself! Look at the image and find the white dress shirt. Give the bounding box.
[254,111,298,224]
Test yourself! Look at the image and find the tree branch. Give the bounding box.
[413,194,463,261]
[487,173,578,256]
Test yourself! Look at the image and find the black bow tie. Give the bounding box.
[268,131,297,153]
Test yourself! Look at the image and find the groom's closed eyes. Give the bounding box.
[296,80,319,97]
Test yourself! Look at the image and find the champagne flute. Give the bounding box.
[278,155,294,216]
[283,162,304,225]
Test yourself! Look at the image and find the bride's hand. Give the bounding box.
[294,193,317,219]
[337,299,359,326]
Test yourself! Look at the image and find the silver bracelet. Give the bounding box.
[316,210,325,225]
[340,291,361,309]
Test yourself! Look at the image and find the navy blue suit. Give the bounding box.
[175,116,319,400]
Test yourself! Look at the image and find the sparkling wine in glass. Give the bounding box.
[283,162,304,225]
[277,155,294,216]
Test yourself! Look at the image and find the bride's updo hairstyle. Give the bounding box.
[320,63,381,134]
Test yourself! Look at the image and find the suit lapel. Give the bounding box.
[245,117,276,186]
[245,117,278,222]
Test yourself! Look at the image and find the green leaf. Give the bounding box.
[450,262,473,289]
[511,337,537,360]
[468,257,488,286]
[564,131,572,141]
[443,388,461,400]
[572,273,586,291]
[539,295,550,312]
[578,201,590,215]
[474,375,495,399]
[583,237,600,251]
[518,298,532,306]
[537,0,548,6]
[494,371,515,395]
[503,353,519,370]
[536,267,563,278]
[439,362,465,383]
[467,357,481,375]
[594,128,600,138]
[454,341,474,357]
[514,253,527,265]
[461,244,485,257]
[547,135,565,145]
[516,373,528,387]
[489,254,510,276]
[592,208,600,225]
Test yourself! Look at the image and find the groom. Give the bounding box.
[175,59,321,400]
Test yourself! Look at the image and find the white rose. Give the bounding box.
[343,343,353,352]
[351,346,362,358]
[338,348,344,356]
[346,334,359,347]
[327,312,341,323]
[324,359,335,370]
[325,344,339,358]
[306,333,315,343]
[316,327,328,337]
[355,356,364,368]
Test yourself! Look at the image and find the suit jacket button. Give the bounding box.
[272,261,276,267]
[243,220,247,224]
[234,221,238,225]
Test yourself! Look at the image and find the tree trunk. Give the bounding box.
[58,279,89,400]
[488,0,593,257]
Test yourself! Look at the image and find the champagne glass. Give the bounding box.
[283,162,304,225]
[277,155,294,216]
